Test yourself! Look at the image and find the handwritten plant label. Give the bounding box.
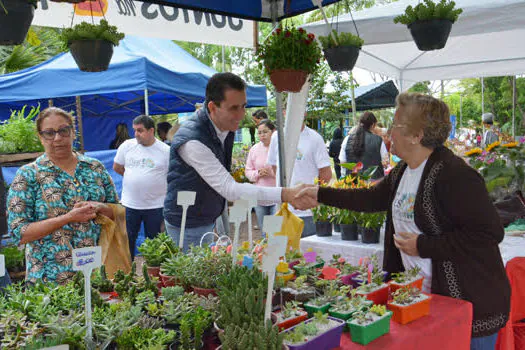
[304,251,317,263]
[0,254,4,277]
[72,247,102,272]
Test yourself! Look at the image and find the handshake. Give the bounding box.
[281,184,320,210]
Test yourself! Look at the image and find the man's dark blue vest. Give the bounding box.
[163,108,235,228]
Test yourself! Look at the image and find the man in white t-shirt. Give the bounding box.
[267,123,332,237]
[113,115,170,259]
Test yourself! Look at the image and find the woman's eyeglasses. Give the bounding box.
[39,126,72,140]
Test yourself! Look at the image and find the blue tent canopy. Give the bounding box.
[0,36,267,151]
[134,0,340,22]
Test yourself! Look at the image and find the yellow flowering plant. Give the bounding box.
[465,137,525,200]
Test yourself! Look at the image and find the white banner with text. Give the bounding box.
[33,0,254,47]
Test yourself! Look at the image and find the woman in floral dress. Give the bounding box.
[7,107,118,285]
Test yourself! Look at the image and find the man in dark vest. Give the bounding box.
[163,73,307,250]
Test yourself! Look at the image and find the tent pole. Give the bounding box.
[481,77,485,139]
[75,96,85,152]
[513,76,516,139]
[144,89,149,115]
[459,94,463,129]
[270,2,287,188]
[350,72,357,124]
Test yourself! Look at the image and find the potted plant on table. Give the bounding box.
[0,0,37,45]
[318,30,364,72]
[138,232,178,278]
[160,253,192,288]
[91,265,114,299]
[337,209,359,241]
[357,212,386,243]
[283,311,345,350]
[347,305,392,345]
[393,0,463,51]
[281,275,317,304]
[276,261,296,285]
[389,266,424,293]
[0,245,25,282]
[328,293,373,331]
[354,258,390,305]
[187,249,231,297]
[387,287,431,325]
[219,321,284,350]
[257,25,322,93]
[61,19,125,72]
[273,301,309,331]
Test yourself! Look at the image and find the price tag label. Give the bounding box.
[72,247,101,272]
[0,254,5,277]
[177,191,196,206]
[263,216,283,235]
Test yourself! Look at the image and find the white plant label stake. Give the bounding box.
[229,203,247,266]
[262,215,286,323]
[0,254,5,277]
[72,246,102,343]
[177,191,196,249]
[241,195,258,249]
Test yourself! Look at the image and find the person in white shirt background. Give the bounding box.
[163,72,310,250]
[113,115,170,259]
[267,120,332,237]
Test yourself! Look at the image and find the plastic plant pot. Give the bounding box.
[274,310,309,331]
[389,277,424,294]
[146,266,161,278]
[387,294,431,325]
[277,271,296,284]
[340,223,359,241]
[283,316,345,350]
[288,260,301,269]
[159,272,178,287]
[315,221,333,237]
[347,311,393,345]
[408,19,453,51]
[355,284,390,305]
[329,300,373,331]
[303,301,331,317]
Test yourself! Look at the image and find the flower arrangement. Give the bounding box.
[231,144,251,183]
[464,137,525,200]
[257,25,322,76]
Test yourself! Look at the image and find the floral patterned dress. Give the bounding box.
[7,153,118,285]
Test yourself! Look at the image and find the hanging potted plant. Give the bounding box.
[319,30,364,72]
[393,0,463,51]
[257,25,322,93]
[0,0,37,46]
[61,19,125,72]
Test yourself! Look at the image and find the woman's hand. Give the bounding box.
[394,232,420,256]
[67,205,97,223]
[74,201,114,220]
[258,168,269,178]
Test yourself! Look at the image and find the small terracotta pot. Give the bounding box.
[192,286,217,297]
[147,266,161,278]
[159,272,177,287]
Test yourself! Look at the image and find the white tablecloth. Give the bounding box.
[300,232,525,268]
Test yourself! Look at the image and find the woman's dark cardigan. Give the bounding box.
[319,146,511,337]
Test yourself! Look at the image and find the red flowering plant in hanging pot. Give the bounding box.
[257,25,322,93]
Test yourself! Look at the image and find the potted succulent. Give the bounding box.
[354,259,390,305]
[138,232,178,277]
[347,305,393,345]
[273,301,309,331]
[276,261,296,285]
[303,296,332,318]
[389,266,424,294]
[0,245,25,282]
[283,312,345,350]
[357,212,386,243]
[0,0,37,46]
[286,248,304,269]
[160,253,192,288]
[337,209,359,241]
[393,0,463,51]
[293,254,325,277]
[328,293,373,331]
[318,30,364,72]
[61,19,125,72]
[91,265,115,299]
[187,249,231,297]
[219,321,285,350]
[281,275,316,304]
[257,25,322,93]
[388,287,431,325]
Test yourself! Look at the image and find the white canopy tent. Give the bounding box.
[303,0,525,91]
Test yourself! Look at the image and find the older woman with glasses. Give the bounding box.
[294,93,510,350]
[7,107,118,285]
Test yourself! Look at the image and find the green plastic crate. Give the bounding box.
[348,311,392,345]
[304,302,331,317]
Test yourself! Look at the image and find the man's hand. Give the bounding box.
[258,168,269,178]
[293,185,320,210]
[393,232,420,256]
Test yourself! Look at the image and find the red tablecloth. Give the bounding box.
[339,294,473,350]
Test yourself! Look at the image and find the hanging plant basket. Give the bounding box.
[269,69,308,93]
[0,0,35,46]
[324,45,361,72]
[69,39,114,72]
[408,19,453,51]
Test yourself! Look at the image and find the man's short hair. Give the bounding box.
[206,73,246,107]
[252,110,268,120]
[157,121,172,134]
[133,115,155,131]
